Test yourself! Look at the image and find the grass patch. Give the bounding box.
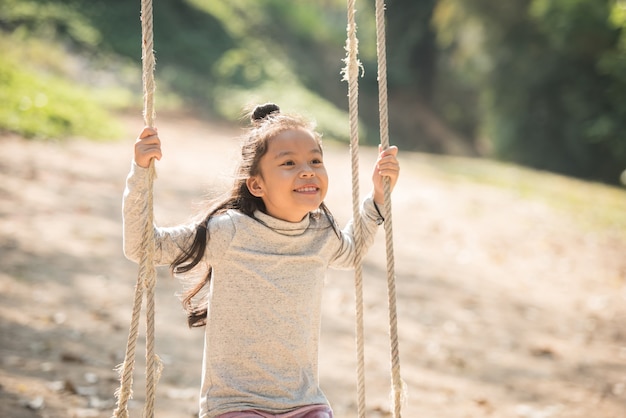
[407,152,626,233]
[0,33,134,140]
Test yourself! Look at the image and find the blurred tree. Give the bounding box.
[4,0,625,183]
[353,0,478,154]
[433,0,626,183]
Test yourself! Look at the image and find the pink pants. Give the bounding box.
[215,404,333,418]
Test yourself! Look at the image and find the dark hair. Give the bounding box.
[172,103,336,327]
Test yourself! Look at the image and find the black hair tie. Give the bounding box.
[252,103,280,121]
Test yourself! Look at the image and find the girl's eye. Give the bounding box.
[281,160,295,166]
[311,159,323,165]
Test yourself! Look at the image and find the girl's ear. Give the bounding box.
[246,176,264,197]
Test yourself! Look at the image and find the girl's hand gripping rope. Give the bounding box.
[372,145,400,205]
[134,126,162,168]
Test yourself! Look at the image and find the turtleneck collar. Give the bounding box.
[252,210,310,236]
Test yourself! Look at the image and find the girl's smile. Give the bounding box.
[294,186,319,193]
[246,128,329,222]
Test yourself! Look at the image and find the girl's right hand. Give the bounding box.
[134,126,162,168]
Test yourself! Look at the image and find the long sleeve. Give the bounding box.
[122,162,197,266]
[122,165,386,417]
[328,195,384,269]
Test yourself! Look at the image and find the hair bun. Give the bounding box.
[252,103,280,122]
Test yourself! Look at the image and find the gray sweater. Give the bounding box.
[122,163,383,417]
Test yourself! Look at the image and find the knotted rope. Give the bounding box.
[341,1,366,417]
[112,0,162,417]
[374,1,403,416]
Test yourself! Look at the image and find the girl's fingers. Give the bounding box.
[378,167,399,177]
[137,134,159,144]
[377,155,399,177]
[378,145,399,157]
[134,127,162,167]
[372,145,400,203]
[139,126,158,139]
[375,146,399,190]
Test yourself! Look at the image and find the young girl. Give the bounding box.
[123,103,400,418]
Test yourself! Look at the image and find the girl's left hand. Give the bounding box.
[372,145,400,205]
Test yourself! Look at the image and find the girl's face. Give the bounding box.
[246,128,328,222]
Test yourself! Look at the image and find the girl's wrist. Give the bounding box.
[373,191,384,205]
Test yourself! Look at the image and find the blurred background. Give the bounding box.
[1,1,626,418]
[2,0,625,184]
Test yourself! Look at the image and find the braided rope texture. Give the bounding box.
[113,0,161,417]
[342,1,366,417]
[374,0,404,417]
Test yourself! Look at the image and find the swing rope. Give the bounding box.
[112,0,161,417]
[113,1,401,417]
[342,1,366,417]
[344,1,403,417]
[374,0,403,416]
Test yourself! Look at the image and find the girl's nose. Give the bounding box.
[299,166,316,177]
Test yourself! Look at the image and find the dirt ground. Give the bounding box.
[1,112,625,418]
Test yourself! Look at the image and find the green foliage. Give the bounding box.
[0,0,102,48]
[0,0,354,141]
[2,0,624,185]
[356,0,481,154]
[433,0,626,184]
[0,33,125,140]
[188,0,354,139]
